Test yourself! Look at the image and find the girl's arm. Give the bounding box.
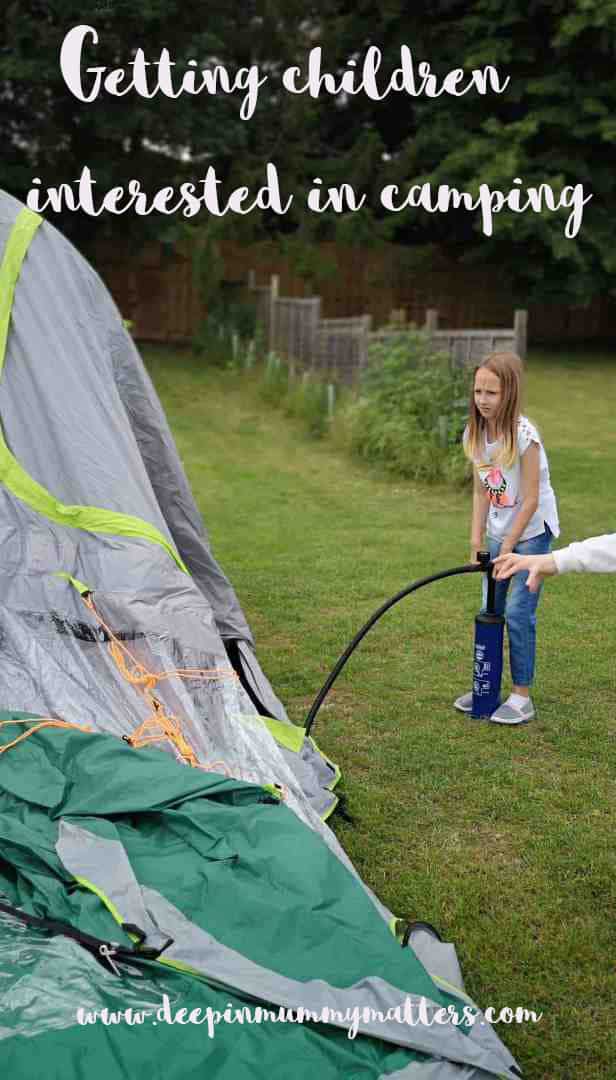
[500,442,540,554]
[470,469,490,562]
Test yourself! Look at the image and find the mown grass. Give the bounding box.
[144,345,616,1080]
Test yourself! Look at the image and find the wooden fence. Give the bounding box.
[94,237,616,348]
[251,272,527,383]
[314,316,373,380]
[97,246,202,343]
[427,308,526,364]
[255,274,373,381]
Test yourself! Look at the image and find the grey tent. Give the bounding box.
[0,189,341,825]
[0,191,521,1079]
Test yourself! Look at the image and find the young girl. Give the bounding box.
[455,351,559,724]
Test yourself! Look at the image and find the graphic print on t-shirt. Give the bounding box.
[478,464,516,507]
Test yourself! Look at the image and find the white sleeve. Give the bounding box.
[553,534,616,574]
[517,417,540,456]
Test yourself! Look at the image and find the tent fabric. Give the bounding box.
[0,717,520,1078]
[0,192,339,825]
[0,191,521,1077]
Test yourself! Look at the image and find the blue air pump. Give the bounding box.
[471,552,505,719]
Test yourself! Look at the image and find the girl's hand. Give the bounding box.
[469,545,481,565]
[493,552,558,591]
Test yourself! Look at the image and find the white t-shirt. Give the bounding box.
[464,416,560,543]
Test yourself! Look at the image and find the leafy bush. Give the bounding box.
[192,298,258,369]
[334,329,472,485]
[191,319,235,368]
[253,329,472,483]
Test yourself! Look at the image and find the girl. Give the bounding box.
[455,352,559,724]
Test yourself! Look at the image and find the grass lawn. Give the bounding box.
[145,345,616,1080]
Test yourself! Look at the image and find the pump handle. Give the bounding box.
[476,550,497,613]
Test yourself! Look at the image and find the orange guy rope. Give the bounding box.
[82,594,236,775]
[0,717,91,755]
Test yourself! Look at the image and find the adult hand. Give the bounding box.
[493,552,558,592]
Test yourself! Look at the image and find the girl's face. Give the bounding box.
[474,367,502,423]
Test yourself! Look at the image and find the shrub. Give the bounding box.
[253,329,472,484]
[191,318,235,368]
[192,298,258,369]
[335,329,472,485]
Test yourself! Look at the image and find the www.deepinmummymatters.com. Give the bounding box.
[76,994,543,1040]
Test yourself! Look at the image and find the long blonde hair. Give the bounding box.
[465,352,523,468]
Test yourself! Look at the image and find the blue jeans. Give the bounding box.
[482,525,553,688]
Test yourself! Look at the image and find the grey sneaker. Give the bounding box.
[453,692,473,713]
[490,698,535,725]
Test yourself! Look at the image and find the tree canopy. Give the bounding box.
[1,1,614,302]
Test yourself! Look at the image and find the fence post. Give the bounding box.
[300,297,319,372]
[269,274,279,353]
[452,339,466,370]
[514,309,528,360]
[247,269,256,289]
[425,309,439,335]
[326,383,336,420]
[359,314,372,373]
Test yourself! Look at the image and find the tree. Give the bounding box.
[0,1,334,252]
[318,0,616,303]
[2,2,615,303]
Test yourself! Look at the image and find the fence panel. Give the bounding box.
[96,237,615,346]
[425,307,527,365]
[313,316,372,383]
[272,297,321,368]
[431,330,517,368]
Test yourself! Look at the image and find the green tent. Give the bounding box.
[0,713,521,1078]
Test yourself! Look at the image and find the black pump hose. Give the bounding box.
[304,562,485,736]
